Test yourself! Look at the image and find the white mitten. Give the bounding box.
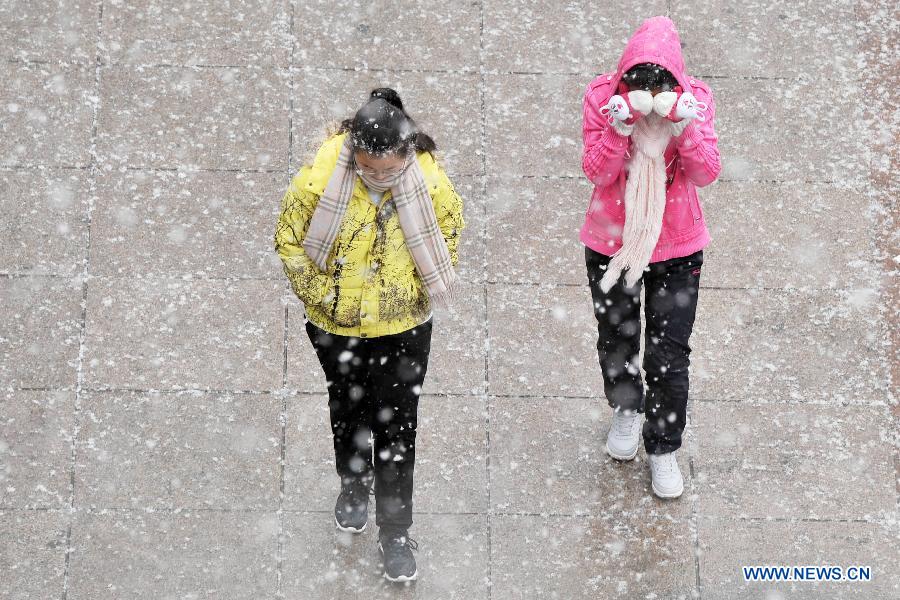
[652,91,678,118]
[627,90,654,116]
[674,92,708,122]
[600,95,634,136]
[665,91,709,136]
[600,95,631,123]
[600,90,655,136]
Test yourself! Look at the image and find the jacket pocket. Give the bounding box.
[377,272,427,322]
[588,198,626,241]
[586,194,600,220]
[689,193,701,223]
[302,272,333,308]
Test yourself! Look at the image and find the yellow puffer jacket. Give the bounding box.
[274,132,465,338]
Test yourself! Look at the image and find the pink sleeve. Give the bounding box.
[582,82,630,187]
[674,84,721,187]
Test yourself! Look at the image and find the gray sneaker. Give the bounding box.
[334,478,372,533]
[378,528,419,582]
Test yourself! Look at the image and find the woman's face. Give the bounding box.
[354,151,408,182]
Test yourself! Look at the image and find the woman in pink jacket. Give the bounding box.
[580,16,721,499]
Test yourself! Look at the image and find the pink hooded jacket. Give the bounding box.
[579,16,721,261]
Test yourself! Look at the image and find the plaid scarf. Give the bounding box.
[303,135,458,309]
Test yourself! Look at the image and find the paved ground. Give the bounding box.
[1,1,897,599]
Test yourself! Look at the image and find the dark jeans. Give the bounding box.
[585,246,703,454]
[305,318,432,530]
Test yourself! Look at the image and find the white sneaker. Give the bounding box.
[605,409,642,461]
[648,452,684,499]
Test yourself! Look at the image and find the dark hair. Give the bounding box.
[622,63,678,91]
[338,88,437,156]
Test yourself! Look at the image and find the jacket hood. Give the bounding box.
[611,16,691,95]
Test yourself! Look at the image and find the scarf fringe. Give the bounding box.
[424,267,460,311]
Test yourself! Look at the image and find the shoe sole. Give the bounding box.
[378,542,418,582]
[606,440,639,461]
[384,570,418,583]
[334,515,367,534]
[651,480,684,499]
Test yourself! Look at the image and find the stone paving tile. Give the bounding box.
[0,389,74,509]
[286,281,487,396]
[692,401,896,520]
[97,65,289,170]
[283,394,488,514]
[281,394,331,511]
[75,390,281,510]
[67,509,279,599]
[91,169,285,279]
[0,276,83,389]
[281,512,489,599]
[672,0,860,80]
[101,0,291,67]
[425,283,488,396]
[1,1,896,597]
[700,181,880,290]
[0,509,70,598]
[0,0,100,63]
[83,278,283,390]
[449,176,487,286]
[691,287,890,403]
[291,68,481,177]
[698,517,900,599]
[484,73,585,178]
[482,0,668,74]
[714,75,867,184]
[490,395,693,517]
[293,0,481,72]
[488,282,603,397]
[0,169,91,276]
[413,396,490,514]
[491,513,696,598]
[0,62,96,168]
[283,306,328,392]
[486,175,593,285]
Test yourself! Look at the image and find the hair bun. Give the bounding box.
[369,87,404,111]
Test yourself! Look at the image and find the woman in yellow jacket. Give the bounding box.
[274,88,464,583]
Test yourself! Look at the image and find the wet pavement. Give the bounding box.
[1,1,897,598]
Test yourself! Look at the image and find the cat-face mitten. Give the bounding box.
[653,90,709,137]
[600,90,654,136]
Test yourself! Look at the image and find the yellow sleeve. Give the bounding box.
[432,169,466,267]
[273,172,331,307]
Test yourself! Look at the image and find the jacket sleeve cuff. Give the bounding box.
[668,119,690,138]
[602,122,632,146]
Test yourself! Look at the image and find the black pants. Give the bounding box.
[305,318,432,530]
[585,246,703,454]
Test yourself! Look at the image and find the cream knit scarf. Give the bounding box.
[599,112,674,293]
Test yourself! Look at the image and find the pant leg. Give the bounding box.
[585,245,645,413]
[367,318,433,530]
[304,319,375,486]
[641,250,704,454]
